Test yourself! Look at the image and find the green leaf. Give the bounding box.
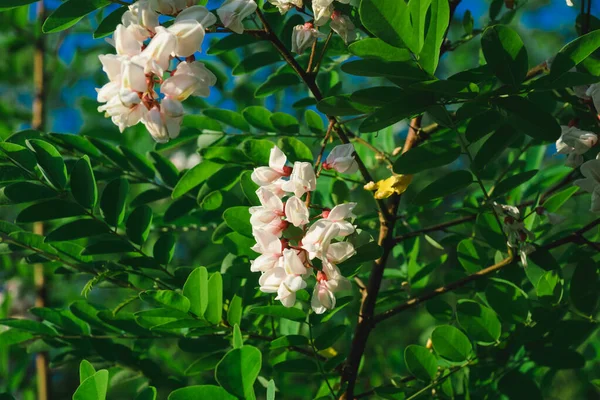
[172,161,222,199]
[119,146,155,179]
[242,106,276,131]
[270,113,300,134]
[255,73,300,97]
[16,199,85,222]
[393,140,461,174]
[82,240,134,255]
[131,188,171,207]
[232,324,244,349]
[149,151,180,187]
[542,186,579,213]
[135,387,157,400]
[457,238,487,274]
[348,38,412,61]
[43,0,110,33]
[86,137,131,170]
[314,325,346,350]
[201,147,250,164]
[465,109,504,143]
[168,386,236,400]
[404,345,438,381]
[0,182,56,205]
[49,133,102,158]
[272,359,317,373]
[485,278,529,324]
[0,329,33,346]
[215,346,262,400]
[94,6,127,39]
[419,0,450,75]
[359,0,412,50]
[73,369,109,400]
[425,298,454,321]
[205,272,223,325]
[200,190,223,211]
[100,178,129,227]
[529,347,585,369]
[266,380,276,400]
[184,267,209,319]
[359,95,434,132]
[71,155,98,209]
[413,170,473,205]
[240,171,260,206]
[165,197,196,223]
[536,270,563,304]
[341,59,430,82]
[79,360,96,384]
[269,335,309,350]
[153,233,176,264]
[26,139,68,189]
[203,109,250,131]
[431,325,472,362]
[278,137,313,163]
[223,232,256,257]
[46,219,109,242]
[207,33,258,54]
[481,25,528,85]
[456,300,501,344]
[493,170,538,197]
[569,259,599,317]
[550,29,600,78]
[0,0,39,11]
[126,206,153,245]
[223,206,252,238]
[316,95,372,116]
[249,306,305,322]
[494,96,561,142]
[140,290,191,313]
[472,125,521,171]
[305,110,324,134]
[498,371,542,400]
[0,142,37,171]
[242,139,275,166]
[227,296,243,327]
[233,52,280,75]
[0,318,57,336]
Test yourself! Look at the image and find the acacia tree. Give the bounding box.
[0,0,599,399]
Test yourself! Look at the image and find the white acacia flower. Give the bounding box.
[140,26,177,76]
[313,3,333,26]
[492,202,520,220]
[258,267,286,293]
[291,23,326,54]
[275,275,307,307]
[321,202,356,236]
[324,143,358,174]
[217,0,257,34]
[150,0,189,15]
[114,24,143,56]
[586,84,600,113]
[330,11,357,44]
[574,158,600,212]
[122,0,159,35]
[98,96,146,133]
[250,230,284,272]
[161,61,217,101]
[311,260,350,314]
[281,249,308,276]
[325,241,355,264]
[97,55,123,102]
[267,0,302,14]
[556,126,598,168]
[284,196,309,227]
[167,5,217,57]
[249,187,287,236]
[142,105,181,143]
[519,243,536,267]
[251,146,290,186]
[120,56,148,93]
[301,221,340,260]
[281,161,316,197]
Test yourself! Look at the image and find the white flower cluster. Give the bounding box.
[249,144,358,313]
[493,203,536,266]
[97,0,257,142]
[269,0,357,53]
